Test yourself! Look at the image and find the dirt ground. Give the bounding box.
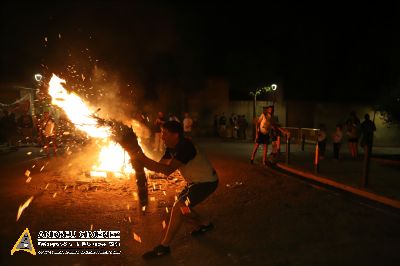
[1,139,400,266]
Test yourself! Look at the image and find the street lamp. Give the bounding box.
[34,74,43,82]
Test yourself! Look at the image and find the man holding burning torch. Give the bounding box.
[116,120,219,260]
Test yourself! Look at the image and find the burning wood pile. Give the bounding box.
[47,74,149,205]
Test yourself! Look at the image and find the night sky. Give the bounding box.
[1,1,400,102]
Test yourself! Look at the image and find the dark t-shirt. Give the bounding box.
[162,138,196,164]
[161,138,217,183]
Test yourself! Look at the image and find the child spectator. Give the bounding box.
[332,124,343,160]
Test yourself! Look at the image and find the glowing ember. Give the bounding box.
[16,196,34,221]
[89,171,107,178]
[133,232,142,243]
[133,192,138,201]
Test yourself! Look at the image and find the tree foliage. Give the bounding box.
[375,87,400,125]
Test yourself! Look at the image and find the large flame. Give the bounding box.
[48,74,134,178]
[92,140,133,177]
[49,75,111,138]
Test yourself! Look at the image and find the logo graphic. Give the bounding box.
[11,228,36,255]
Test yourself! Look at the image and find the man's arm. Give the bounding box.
[277,126,289,137]
[136,153,183,176]
[111,122,183,176]
[255,115,262,135]
[255,122,260,136]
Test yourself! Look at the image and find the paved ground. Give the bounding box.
[0,139,399,265]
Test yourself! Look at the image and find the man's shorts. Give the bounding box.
[256,133,269,144]
[348,138,358,143]
[177,180,218,208]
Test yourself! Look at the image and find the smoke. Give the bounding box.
[52,141,101,179]
[88,66,134,121]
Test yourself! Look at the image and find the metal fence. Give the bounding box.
[278,126,374,188]
[280,127,301,143]
[280,127,320,145]
[300,128,320,144]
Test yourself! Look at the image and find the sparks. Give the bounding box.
[16,196,34,221]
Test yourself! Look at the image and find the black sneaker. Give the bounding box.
[142,245,170,260]
[191,223,214,236]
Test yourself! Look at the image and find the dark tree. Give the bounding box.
[375,87,400,125]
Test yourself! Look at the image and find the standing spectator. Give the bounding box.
[218,113,227,137]
[332,124,343,160]
[346,111,360,159]
[360,113,376,155]
[168,113,180,123]
[229,113,237,139]
[183,112,194,139]
[39,111,57,157]
[317,124,327,160]
[153,111,166,152]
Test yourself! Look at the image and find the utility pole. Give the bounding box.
[249,90,261,140]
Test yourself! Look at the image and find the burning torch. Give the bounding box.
[92,114,149,206]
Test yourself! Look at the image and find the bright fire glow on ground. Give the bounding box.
[92,140,134,177]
